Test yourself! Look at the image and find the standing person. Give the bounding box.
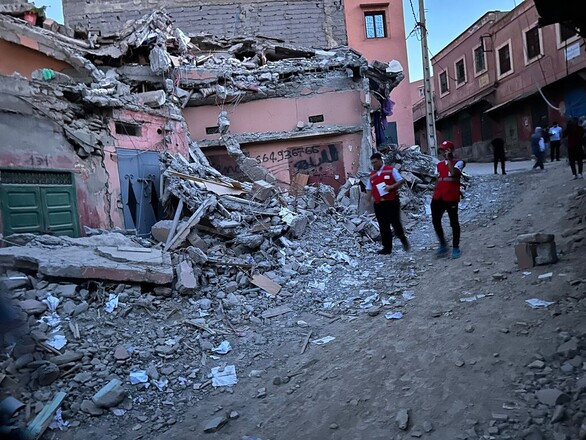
[548,121,562,162]
[531,127,546,171]
[431,140,464,259]
[365,153,410,255]
[491,136,506,175]
[563,117,584,179]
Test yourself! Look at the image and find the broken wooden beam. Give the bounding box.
[23,391,66,440]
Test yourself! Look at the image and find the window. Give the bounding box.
[560,24,578,44]
[439,71,449,95]
[364,12,386,39]
[115,121,141,136]
[497,41,512,78]
[473,45,486,75]
[455,58,466,85]
[524,26,541,60]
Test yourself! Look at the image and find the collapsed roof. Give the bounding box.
[0,9,404,104]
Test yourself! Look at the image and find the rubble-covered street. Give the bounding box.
[2,161,585,440]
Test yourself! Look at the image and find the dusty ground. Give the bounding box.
[55,160,585,440]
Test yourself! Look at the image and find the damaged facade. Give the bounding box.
[61,0,416,149]
[0,6,404,238]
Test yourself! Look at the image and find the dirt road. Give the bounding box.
[64,161,586,440]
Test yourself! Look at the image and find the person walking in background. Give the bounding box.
[531,127,546,172]
[365,153,410,255]
[431,140,464,259]
[490,136,506,175]
[563,117,584,179]
[548,121,562,162]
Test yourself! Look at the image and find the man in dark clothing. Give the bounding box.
[531,127,546,171]
[563,118,584,179]
[491,137,506,175]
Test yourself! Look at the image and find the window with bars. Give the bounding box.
[455,59,466,85]
[474,46,486,74]
[498,43,512,76]
[439,71,449,95]
[525,27,541,60]
[364,12,386,39]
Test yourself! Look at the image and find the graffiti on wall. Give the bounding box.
[206,142,345,190]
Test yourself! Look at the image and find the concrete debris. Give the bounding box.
[515,233,558,268]
[0,233,173,285]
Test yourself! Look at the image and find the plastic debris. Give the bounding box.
[48,408,69,431]
[459,293,487,302]
[112,408,126,416]
[209,365,238,387]
[525,298,555,309]
[40,295,61,327]
[279,208,297,225]
[46,334,67,350]
[129,370,149,384]
[385,311,403,320]
[402,291,416,301]
[153,378,169,391]
[212,340,232,355]
[104,294,119,313]
[311,336,336,345]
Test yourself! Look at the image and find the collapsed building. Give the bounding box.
[0,6,406,238]
[0,4,446,436]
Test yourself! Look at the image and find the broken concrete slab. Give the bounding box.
[0,241,173,285]
[176,260,198,294]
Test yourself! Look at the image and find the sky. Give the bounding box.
[40,0,524,82]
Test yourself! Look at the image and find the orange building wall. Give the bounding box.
[0,39,72,78]
[344,0,415,147]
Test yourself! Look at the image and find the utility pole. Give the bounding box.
[418,0,437,157]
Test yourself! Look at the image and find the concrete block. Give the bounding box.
[534,241,558,265]
[517,233,555,244]
[251,180,274,201]
[151,220,175,243]
[187,230,208,251]
[515,243,535,269]
[176,260,198,294]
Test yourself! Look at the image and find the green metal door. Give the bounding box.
[0,169,80,237]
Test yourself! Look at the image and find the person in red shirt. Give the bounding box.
[431,140,465,259]
[365,153,410,255]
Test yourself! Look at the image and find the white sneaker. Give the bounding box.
[580,174,584,179]
[573,175,578,179]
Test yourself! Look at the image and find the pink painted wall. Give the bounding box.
[343,0,414,147]
[107,109,189,152]
[204,133,362,191]
[0,113,111,234]
[184,90,363,140]
[104,108,190,228]
[0,39,73,78]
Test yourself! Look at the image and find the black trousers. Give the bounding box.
[374,198,408,251]
[431,198,460,248]
[569,146,584,175]
[493,148,505,174]
[550,140,561,161]
[533,151,545,170]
